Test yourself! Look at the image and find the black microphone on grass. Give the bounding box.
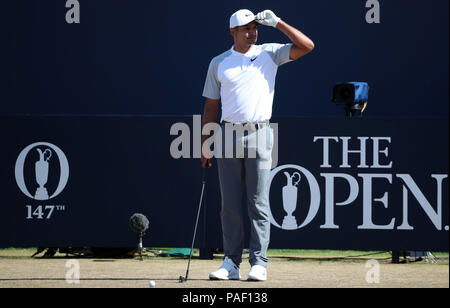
[130,213,149,261]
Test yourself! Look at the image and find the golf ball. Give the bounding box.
[149,280,156,287]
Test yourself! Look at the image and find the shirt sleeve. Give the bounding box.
[262,43,293,66]
[202,58,221,100]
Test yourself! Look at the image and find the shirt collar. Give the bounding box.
[230,45,257,57]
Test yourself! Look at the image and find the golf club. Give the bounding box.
[179,168,207,283]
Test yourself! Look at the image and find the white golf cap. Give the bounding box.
[229,9,255,28]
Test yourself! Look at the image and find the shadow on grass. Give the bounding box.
[267,251,393,263]
[0,278,180,281]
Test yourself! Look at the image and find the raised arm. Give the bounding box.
[276,20,314,60]
[256,10,315,60]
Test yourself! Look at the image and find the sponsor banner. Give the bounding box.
[265,117,449,251]
[0,116,448,251]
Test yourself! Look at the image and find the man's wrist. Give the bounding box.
[275,19,284,29]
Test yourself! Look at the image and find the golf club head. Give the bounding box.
[179,275,187,283]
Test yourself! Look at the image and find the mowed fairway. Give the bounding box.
[0,249,448,288]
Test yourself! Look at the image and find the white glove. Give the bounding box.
[255,10,281,28]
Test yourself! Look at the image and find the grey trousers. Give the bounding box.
[216,123,273,267]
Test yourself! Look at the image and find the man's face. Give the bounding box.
[231,21,258,46]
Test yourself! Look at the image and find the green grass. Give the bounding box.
[0,247,448,261]
[267,249,392,257]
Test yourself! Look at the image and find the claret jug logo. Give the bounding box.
[268,164,321,230]
[15,142,69,201]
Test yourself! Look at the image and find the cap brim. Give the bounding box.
[231,18,257,29]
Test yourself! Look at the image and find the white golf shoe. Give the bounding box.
[247,265,267,281]
[209,257,241,280]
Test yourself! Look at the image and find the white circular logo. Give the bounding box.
[268,164,321,230]
[15,142,69,200]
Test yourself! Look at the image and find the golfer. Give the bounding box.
[201,9,314,281]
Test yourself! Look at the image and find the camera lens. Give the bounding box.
[340,88,351,99]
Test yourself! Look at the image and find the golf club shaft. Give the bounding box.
[184,169,207,280]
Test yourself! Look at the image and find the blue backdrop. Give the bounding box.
[0,1,448,251]
[1,0,448,117]
[0,116,448,251]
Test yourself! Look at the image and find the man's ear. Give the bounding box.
[229,28,235,38]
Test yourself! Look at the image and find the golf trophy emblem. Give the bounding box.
[34,148,52,200]
[282,171,301,230]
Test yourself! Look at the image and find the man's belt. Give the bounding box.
[221,120,270,130]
